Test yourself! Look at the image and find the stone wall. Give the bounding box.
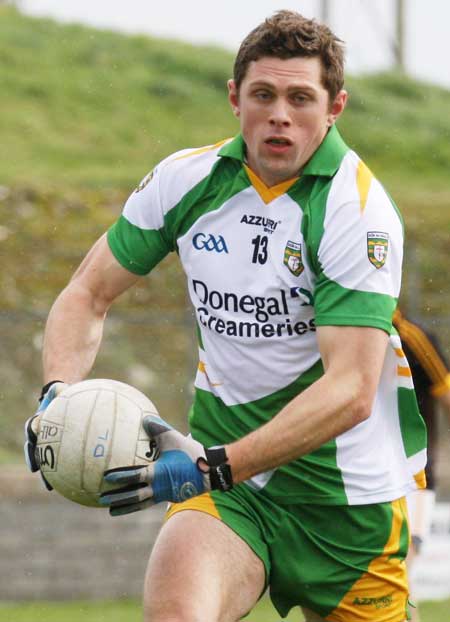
[0,466,165,601]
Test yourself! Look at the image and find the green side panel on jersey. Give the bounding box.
[190,360,348,504]
[163,158,250,244]
[268,438,347,504]
[397,387,427,458]
[190,360,325,445]
[314,278,397,334]
[107,216,171,275]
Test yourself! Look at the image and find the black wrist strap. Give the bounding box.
[39,380,63,403]
[204,447,233,492]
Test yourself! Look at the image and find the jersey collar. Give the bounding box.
[218,125,349,178]
[218,134,246,161]
[302,125,349,177]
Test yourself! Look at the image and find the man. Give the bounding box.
[25,11,426,622]
[393,308,450,622]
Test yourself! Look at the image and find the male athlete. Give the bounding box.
[393,308,450,622]
[25,11,427,622]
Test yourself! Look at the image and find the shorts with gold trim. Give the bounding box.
[166,485,410,621]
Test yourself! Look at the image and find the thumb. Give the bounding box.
[38,382,68,412]
[143,415,189,453]
[143,415,173,440]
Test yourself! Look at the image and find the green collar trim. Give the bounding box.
[302,124,349,177]
[218,133,246,161]
[218,124,349,177]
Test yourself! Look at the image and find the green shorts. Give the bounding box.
[166,484,410,621]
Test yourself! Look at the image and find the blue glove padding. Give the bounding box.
[24,381,67,489]
[100,415,209,516]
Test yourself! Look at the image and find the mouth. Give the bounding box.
[263,136,293,154]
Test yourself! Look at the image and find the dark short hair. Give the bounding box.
[233,10,345,102]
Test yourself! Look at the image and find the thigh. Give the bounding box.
[144,508,266,622]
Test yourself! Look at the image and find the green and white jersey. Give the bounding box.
[108,126,426,505]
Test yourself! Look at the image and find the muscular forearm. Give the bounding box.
[226,369,369,483]
[43,282,108,383]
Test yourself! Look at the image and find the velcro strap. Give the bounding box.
[205,447,233,492]
[204,446,228,467]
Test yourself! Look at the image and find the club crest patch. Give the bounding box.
[284,241,304,276]
[367,231,389,269]
[135,169,154,193]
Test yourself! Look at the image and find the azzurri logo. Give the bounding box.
[193,233,229,254]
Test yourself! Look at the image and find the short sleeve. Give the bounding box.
[313,169,403,334]
[107,164,173,275]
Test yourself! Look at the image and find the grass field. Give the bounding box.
[1,597,450,622]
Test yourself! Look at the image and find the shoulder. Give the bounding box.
[149,138,233,209]
[122,138,233,228]
[327,150,400,222]
[319,150,403,254]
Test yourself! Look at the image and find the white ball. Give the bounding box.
[36,379,159,507]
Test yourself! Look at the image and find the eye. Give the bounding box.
[254,90,272,101]
[292,93,309,104]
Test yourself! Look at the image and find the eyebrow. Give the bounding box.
[248,81,318,94]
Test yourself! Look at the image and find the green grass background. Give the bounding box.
[1,596,450,622]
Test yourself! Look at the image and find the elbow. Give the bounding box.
[350,383,374,425]
[62,280,110,319]
[352,398,372,425]
[342,375,374,426]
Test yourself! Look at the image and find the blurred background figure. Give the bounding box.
[393,308,450,622]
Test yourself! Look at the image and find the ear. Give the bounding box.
[327,89,348,127]
[228,79,240,117]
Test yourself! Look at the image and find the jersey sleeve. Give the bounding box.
[107,164,174,275]
[313,162,403,334]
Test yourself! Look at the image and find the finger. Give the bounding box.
[24,415,40,443]
[38,382,67,412]
[110,498,154,517]
[104,464,153,486]
[99,482,154,508]
[24,439,40,472]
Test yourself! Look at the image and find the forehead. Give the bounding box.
[242,55,324,90]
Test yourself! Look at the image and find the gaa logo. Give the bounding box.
[192,233,229,254]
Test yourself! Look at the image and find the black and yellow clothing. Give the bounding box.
[393,309,450,489]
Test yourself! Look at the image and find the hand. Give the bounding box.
[24,381,67,490]
[100,415,233,516]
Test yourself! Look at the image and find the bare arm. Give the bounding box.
[226,325,388,483]
[43,234,140,383]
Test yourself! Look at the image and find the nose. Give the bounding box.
[269,98,291,127]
